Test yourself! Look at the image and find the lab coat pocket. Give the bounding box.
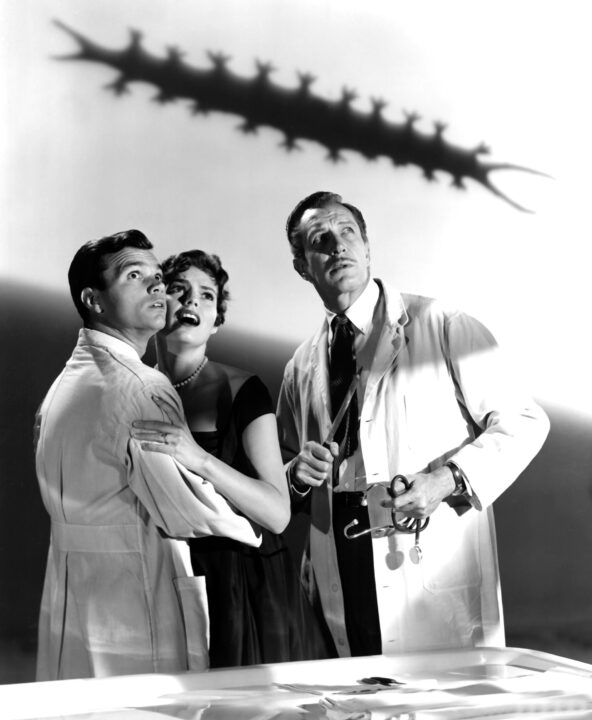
[174,575,210,671]
[421,505,482,593]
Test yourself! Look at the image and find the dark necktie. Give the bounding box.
[327,314,382,657]
[329,314,359,471]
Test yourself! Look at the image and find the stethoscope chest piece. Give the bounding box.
[409,541,423,564]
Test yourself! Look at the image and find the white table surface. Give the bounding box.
[2,646,592,719]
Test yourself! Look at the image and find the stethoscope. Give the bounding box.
[343,475,430,561]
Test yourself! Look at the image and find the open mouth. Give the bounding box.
[150,300,165,310]
[176,309,200,326]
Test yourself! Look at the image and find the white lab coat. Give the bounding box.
[35,329,260,680]
[277,281,549,656]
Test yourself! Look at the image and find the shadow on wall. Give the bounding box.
[0,281,78,682]
[1,279,592,683]
[497,401,592,659]
[54,20,542,215]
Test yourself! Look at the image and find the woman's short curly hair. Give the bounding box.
[161,249,230,326]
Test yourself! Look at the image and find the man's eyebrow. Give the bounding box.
[304,216,353,236]
[112,259,137,274]
[114,259,161,275]
[303,219,330,236]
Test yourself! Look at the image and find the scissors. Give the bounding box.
[322,369,362,450]
[343,474,430,561]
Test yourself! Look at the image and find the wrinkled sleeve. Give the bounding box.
[445,311,550,509]
[126,382,261,547]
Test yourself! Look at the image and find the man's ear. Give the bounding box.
[364,240,371,265]
[81,287,103,315]
[293,258,310,281]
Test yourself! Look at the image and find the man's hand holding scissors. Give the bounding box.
[290,440,339,490]
[289,371,361,492]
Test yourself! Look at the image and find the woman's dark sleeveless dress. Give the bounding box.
[189,375,330,668]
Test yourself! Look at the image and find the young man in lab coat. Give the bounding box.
[35,229,260,679]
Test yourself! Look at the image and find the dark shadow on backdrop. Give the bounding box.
[497,402,592,656]
[0,282,78,650]
[54,20,546,214]
[2,279,592,683]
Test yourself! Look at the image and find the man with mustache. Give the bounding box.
[34,229,260,680]
[277,191,549,657]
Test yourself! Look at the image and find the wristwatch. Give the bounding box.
[446,461,467,497]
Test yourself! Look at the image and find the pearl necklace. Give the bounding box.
[172,357,208,389]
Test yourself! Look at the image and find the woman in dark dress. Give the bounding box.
[131,250,330,667]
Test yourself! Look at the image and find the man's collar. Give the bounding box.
[324,279,380,336]
[78,327,142,360]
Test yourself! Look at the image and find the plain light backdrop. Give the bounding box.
[2,0,590,414]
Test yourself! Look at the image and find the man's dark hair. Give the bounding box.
[68,229,153,323]
[162,249,230,327]
[285,191,368,259]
